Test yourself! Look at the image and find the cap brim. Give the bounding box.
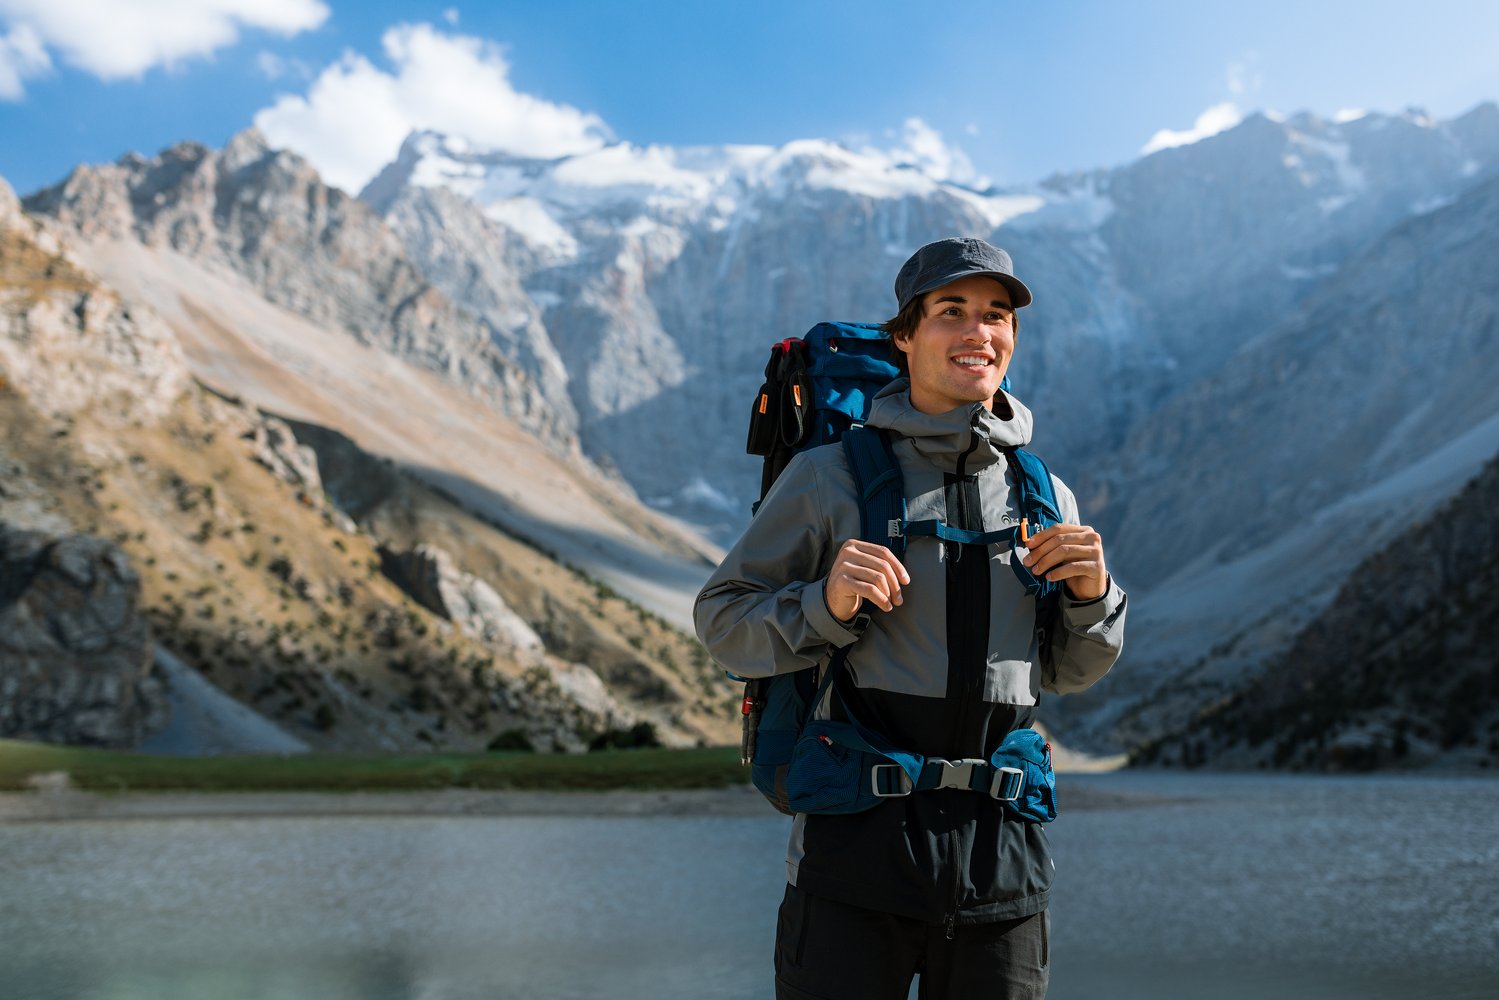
[911,268,1033,309]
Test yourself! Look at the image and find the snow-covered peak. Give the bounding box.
[1283,125,1365,214]
[366,127,1093,255]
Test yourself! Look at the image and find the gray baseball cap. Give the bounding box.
[893,237,1033,312]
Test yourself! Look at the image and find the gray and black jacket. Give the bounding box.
[695,379,1126,926]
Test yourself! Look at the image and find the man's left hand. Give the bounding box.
[1021,522,1109,601]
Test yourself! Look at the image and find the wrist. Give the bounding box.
[1065,574,1109,604]
[824,587,858,623]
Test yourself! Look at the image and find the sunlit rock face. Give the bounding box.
[25,130,576,450]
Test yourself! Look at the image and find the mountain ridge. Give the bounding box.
[10,100,1499,765]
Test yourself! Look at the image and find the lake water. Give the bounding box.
[2,772,1497,1000]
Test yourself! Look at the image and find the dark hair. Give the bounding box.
[879,296,926,374]
[880,293,1020,375]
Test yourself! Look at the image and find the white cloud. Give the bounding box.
[879,117,988,188]
[0,0,327,93]
[443,8,459,26]
[1141,102,1244,155]
[0,21,49,99]
[255,23,610,195]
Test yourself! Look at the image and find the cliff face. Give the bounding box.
[1136,449,1499,771]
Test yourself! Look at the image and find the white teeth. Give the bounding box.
[953,356,991,366]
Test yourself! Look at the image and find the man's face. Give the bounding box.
[894,275,1016,415]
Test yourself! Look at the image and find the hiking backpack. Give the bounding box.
[736,321,1062,821]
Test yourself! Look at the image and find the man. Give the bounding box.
[695,237,1126,999]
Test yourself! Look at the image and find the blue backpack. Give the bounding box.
[738,322,1063,820]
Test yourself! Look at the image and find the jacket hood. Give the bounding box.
[865,378,1033,472]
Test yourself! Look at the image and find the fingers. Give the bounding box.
[1021,523,1108,597]
[826,539,910,617]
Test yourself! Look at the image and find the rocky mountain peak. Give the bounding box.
[220,126,273,173]
[25,133,580,448]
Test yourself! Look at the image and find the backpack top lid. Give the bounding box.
[799,322,899,440]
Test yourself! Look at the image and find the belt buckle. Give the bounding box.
[934,758,986,791]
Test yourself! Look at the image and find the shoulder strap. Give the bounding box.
[807,425,905,720]
[1005,447,1063,528]
[841,425,907,558]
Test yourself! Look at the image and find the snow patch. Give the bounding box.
[950,189,1047,230]
[1286,130,1365,214]
[760,140,941,199]
[409,151,487,198]
[483,197,578,259]
[1410,194,1457,215]
[1141,102,1243,155]
[1004,178,1114,232]
[552,143,714,200]
[1318,194,1356,215]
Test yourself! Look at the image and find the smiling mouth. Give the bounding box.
[952,355,994,369]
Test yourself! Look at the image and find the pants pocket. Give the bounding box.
[1040,908,1050,969]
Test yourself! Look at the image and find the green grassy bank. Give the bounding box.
[0,739,748,794]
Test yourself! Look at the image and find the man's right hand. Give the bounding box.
[825,539,910,622]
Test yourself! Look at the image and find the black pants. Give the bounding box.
[774,883,1049,1000]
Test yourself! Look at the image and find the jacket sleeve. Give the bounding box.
[694,450,866,679]
[1041,476,1127,695]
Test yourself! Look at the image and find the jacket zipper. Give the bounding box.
[946,411,985,939]
[952,414,982,523]
[951,411,985,743]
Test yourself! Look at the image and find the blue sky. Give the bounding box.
[2,0,1498,197]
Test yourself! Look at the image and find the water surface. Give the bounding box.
[2,772,1495,999]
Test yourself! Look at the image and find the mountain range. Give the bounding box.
[4,102,1497,767]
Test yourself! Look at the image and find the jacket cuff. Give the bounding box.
[1062,575,1123,627]
[803,578,868,647]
